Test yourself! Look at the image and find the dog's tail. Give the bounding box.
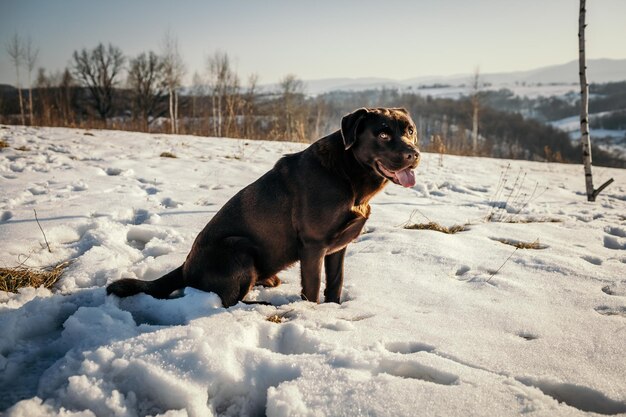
[106,265,184,299]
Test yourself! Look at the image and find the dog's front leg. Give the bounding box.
[324,248,346,303]
[299,244,325,303]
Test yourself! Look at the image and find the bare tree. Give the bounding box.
[35,68,52,125]
[162,31,186,134]
[578,0,613,201]
[25,37,39,125]
[72,43,125,122]
[127,51,167,131]
[207,51,239,137]
[5,33,25,125]
[242,73,259,138]
[278,74,307,141]
[58,69,76,125]
[470,67,481,154]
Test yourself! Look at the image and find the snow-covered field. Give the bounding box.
[1,125,625,417]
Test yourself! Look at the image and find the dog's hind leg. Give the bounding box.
[187,237,260,308]
[255,275,281,287]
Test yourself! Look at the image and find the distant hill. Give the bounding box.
[0,84,17,93]
[290,58,626,95]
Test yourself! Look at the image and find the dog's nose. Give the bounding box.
[405,149,420,162]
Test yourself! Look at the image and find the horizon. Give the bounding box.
[2,0,626,88]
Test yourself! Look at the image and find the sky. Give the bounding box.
[1,0,626,87]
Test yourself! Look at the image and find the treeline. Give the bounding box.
[1,38,623,167]
[478,82,626,123]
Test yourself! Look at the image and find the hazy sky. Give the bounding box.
[1,0,625,87]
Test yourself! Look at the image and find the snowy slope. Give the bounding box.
[0,125,625,417]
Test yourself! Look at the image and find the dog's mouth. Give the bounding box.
[375,160,416,188]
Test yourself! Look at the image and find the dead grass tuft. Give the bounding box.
[404,221,468,234]
[160,151,177,158]
[492,238,545,250]
[0,260,73,293]
[500,217,561,224]
[266,314,284,324]
[0,139,9,149]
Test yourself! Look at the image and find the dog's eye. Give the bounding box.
[378,132,390,141]
[408,127,414,135]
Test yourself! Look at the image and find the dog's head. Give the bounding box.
[341,107,420,188]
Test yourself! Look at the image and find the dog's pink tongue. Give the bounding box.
[396,168,416,188]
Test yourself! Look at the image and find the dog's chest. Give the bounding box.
[325,204,370,254]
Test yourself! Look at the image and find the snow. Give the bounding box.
[1,125,626,417]
[551,116,626,159]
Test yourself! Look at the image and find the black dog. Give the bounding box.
[107,107,420,306]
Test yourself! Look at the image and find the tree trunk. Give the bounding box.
[28,86,34,125]
[169,87,175,134]
[174,89,179,134]
[17,82,25,125]
[578,0,613,201]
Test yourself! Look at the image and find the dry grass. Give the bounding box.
[404,221,468,234]
[15,145,31,151]
[0,260,73,293]
[0,139,8,149]
[266,314,284,323]
[499,217,561,224]
[492,238,545,249]
[160,151,177,158]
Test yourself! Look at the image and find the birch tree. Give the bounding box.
[470,67,481,155]
[5,33,25,125]
[207,51,237,137]
[162,32,186,134]
[25,38,39,125]
[578,0,613,201]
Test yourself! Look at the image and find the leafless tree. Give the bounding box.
[72,43,125,121]
[127,51,167,131]
[470,67,481,154]
[207,51,239,137]
[35,68,52,125]
[5,33,25,125]
[578,0,613,201]
[25,38,39,125]
[242,73,259,138]
[162,31,186,134]
[278,74,307,141]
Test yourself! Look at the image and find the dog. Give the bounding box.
[107,107,420,307]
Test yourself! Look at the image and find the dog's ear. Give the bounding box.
[391,107,409,115]
[341,108,369,150]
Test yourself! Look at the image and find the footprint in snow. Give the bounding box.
[71,181,88,192]
[603,226,626,250]
[516,331,539,341]
[105,167,123,176]
[385,341,435,354]
[602,281,626,296]
[605,226,626,238]
[161,197,181,208]
[594,305,626,317]
[516,377,626,415]
[455,265,471,276]
[28,186,47,195]
[1,211,13,222]
[375,358,459,385]
[581,255,603,266]
[603,235,626,250]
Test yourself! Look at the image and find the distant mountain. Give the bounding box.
[292,59,626,95]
